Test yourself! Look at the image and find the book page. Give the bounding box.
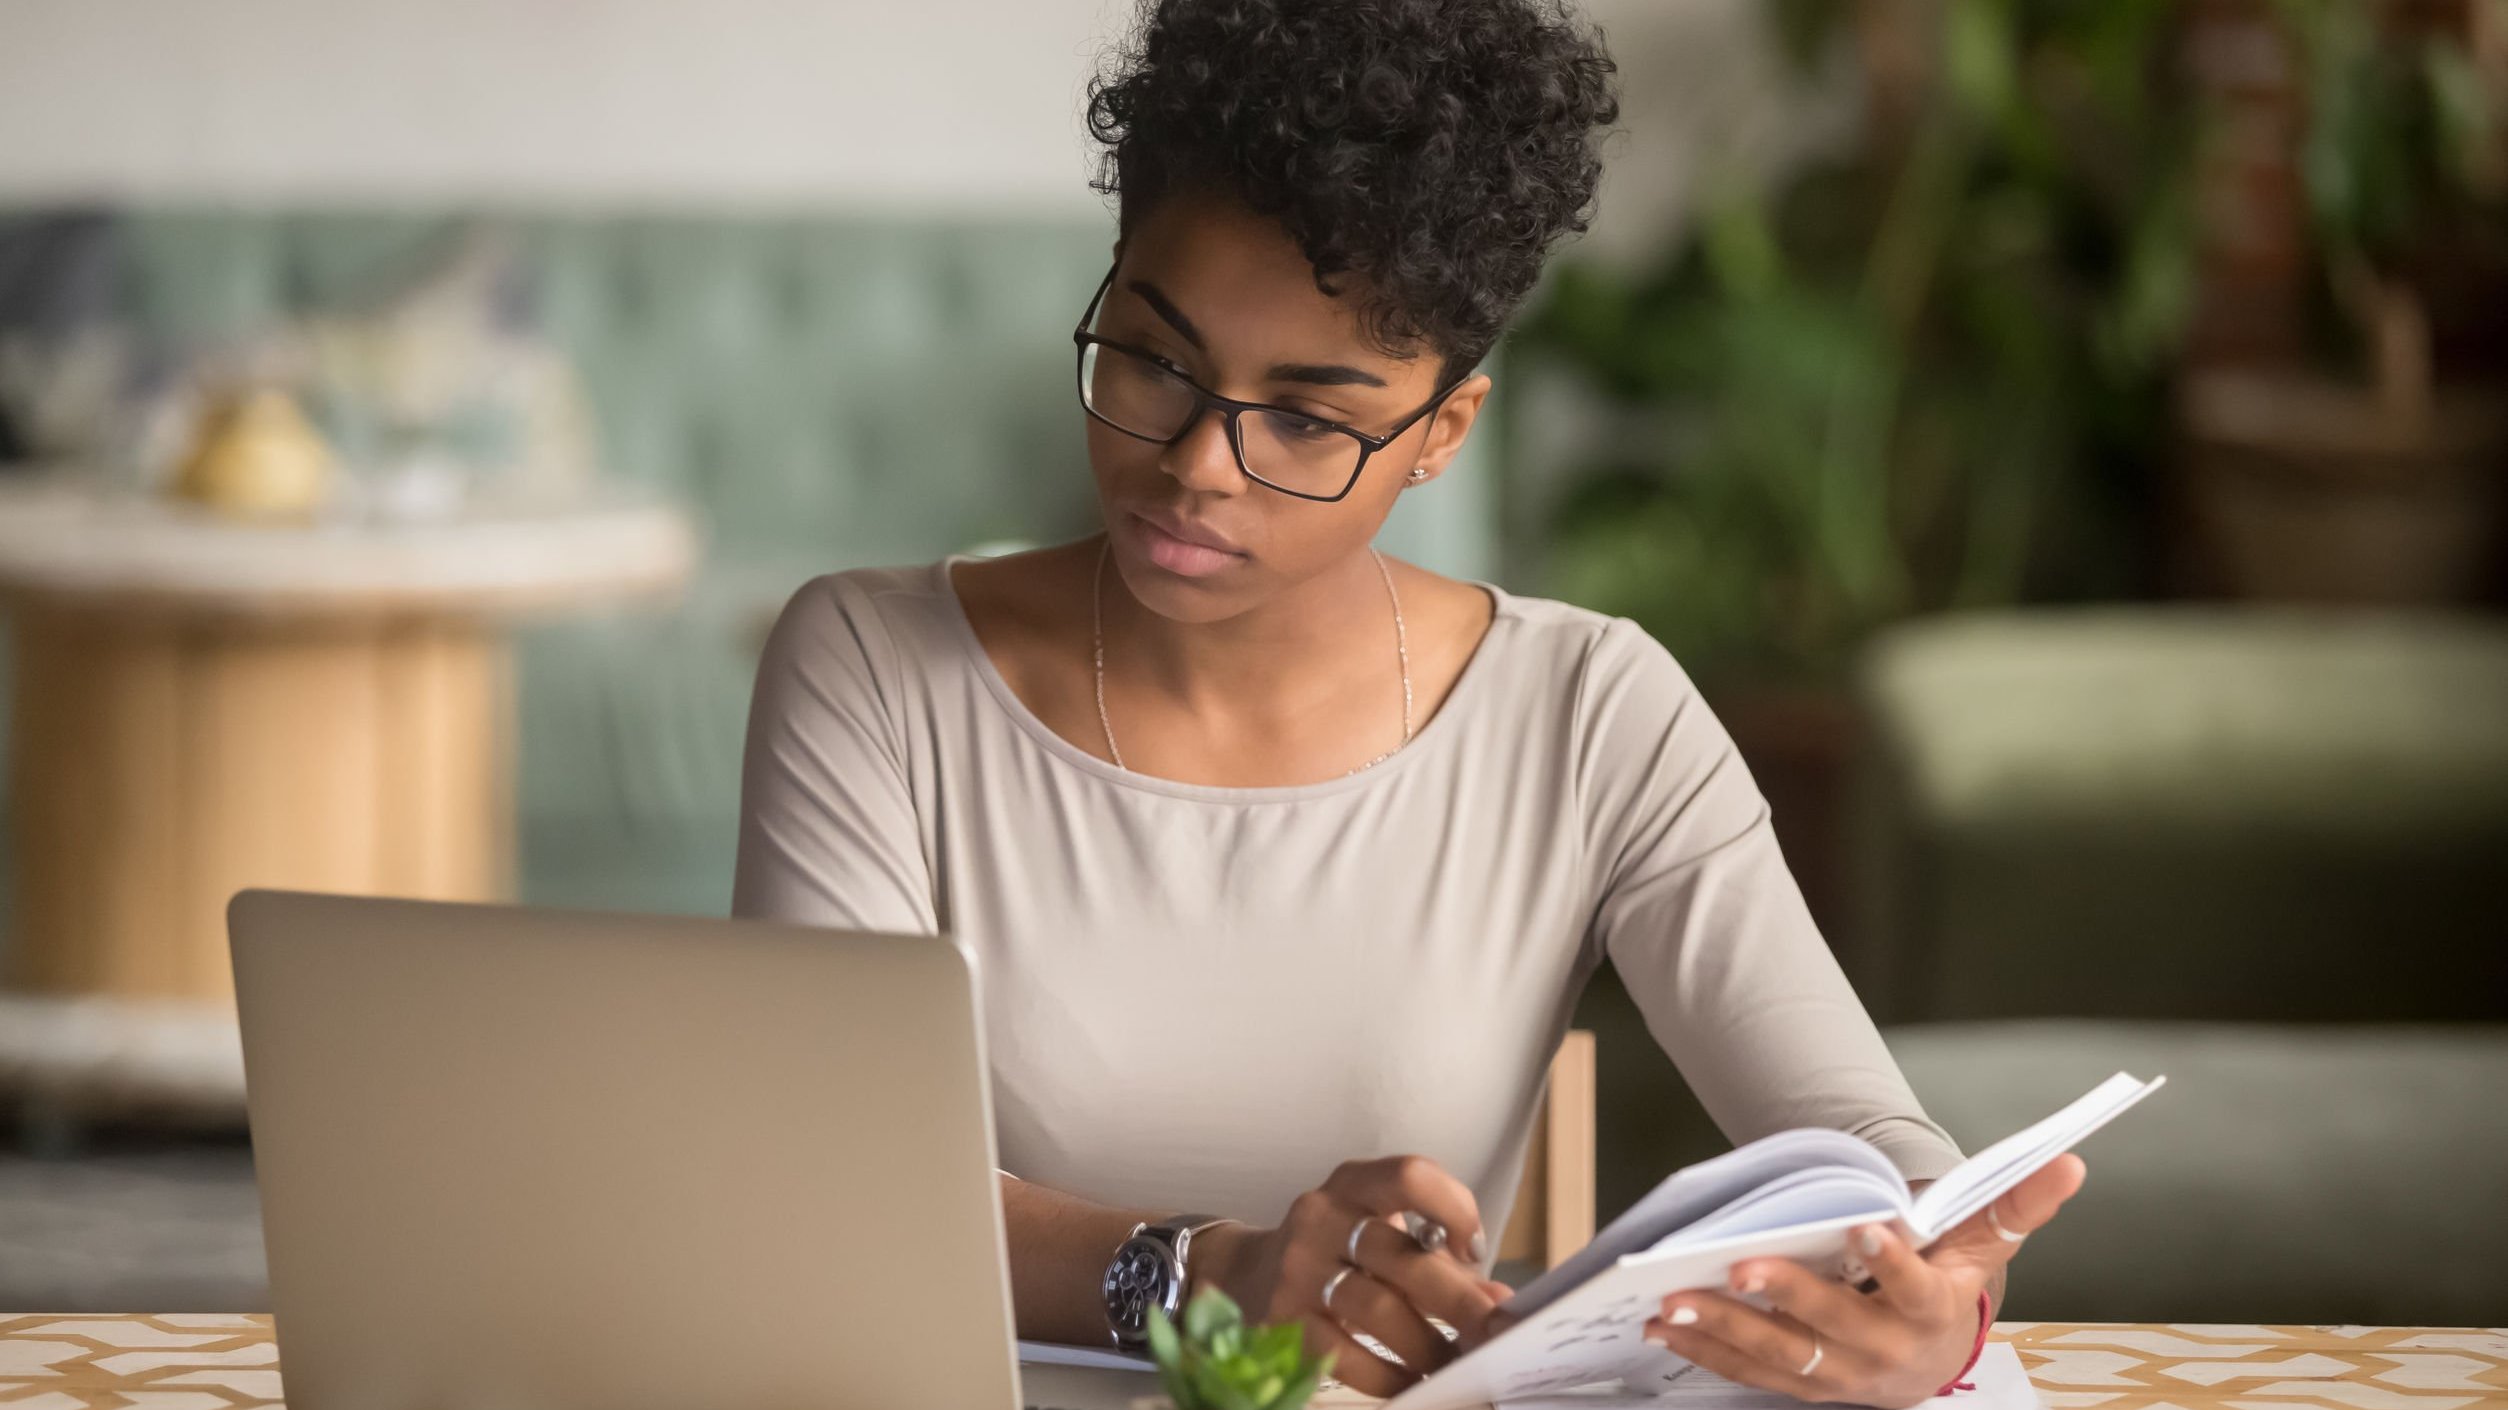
[1653,1167,1909,1251]
[1506,1126,1896,1317]
[1015,1340,1155,1373]
[1386,1211,1886,1410]
[1910,1073,2165,1241]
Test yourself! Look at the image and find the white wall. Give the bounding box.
[0,0,1830,257]
[0,0,1127,214]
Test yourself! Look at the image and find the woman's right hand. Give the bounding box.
[1191,1156,1517,1398]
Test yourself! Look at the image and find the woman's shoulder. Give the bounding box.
[1474,585,1700,706]
[763,546,1098,704]
[779,558,956,618]
[759,557,974,689]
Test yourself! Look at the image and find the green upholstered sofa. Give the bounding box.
[1851,608,2508,1026]
[0,208,1500,936]
[1856,609,2508,1323]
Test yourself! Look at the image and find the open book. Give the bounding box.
[1385,1073,2164,1410]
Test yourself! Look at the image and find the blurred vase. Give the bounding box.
[171,387,334,519]
[2178,368,2508,605]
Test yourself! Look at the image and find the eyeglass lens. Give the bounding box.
[1079,342,1362,497]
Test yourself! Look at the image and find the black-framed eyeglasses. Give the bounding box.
[1071,265,1466,503]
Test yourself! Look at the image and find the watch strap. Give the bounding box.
[1153,1213,1230,1259]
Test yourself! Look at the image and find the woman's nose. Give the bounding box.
[1159,405,1250,493]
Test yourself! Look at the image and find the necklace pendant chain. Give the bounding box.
[1092,538,1412,778]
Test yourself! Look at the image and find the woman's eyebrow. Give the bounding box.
[1127,279,1208,350]
[1267,362,1387,389]
[1125,278,1390,390]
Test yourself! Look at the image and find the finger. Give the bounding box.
[1649,1328,1815,1401]
[1324,1155,1488,1265]
[1350,1215,1505,1346]
[1645,1315,1827,1402]
[1481,1282,1523,1339]
[1998,1154,2086,1233]
[1934,1156,2087,1267]
[1729,1255,1891,1354]
[1857,1221,1960,1322]
[1325,1266,1455,1376]
[1278,1195,1441,1363]
[1650,1291,1870,1393]
[1300,1315,1411,1400]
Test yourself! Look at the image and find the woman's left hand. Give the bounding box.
[1642,1154,2086,1408]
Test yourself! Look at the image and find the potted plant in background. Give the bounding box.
[1508,0,2201,948]
[2177,0,2508,604]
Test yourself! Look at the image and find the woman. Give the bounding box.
[734,0,2084,1402]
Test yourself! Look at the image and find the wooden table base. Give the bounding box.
[6,603,512,1006]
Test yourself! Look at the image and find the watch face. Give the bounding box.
[1104,1236,1180,1339]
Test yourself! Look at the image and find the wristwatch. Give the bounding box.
[1103,1213,1230,1349]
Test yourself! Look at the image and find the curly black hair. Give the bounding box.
[1086,0,1620,380]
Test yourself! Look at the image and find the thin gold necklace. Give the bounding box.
[1091,538,1413,777]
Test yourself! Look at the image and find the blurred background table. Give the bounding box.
[0,1318,2499,1409]
[0,480,694,1119]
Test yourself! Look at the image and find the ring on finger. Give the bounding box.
[1984,1206,2027,1244]
[1322,1266,1355,1314]
[1797,1335,1824,1378]
[1344,1215,1375,1265]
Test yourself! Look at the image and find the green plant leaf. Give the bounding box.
[1147,1307,1192,1408]
[1275,1363,1330,1410]
[1144,1287,1330,1410]
[1516,0,2204,686]
[1182,1287,1240,1345]
[1945,0,2018,120]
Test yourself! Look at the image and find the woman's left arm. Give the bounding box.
[1569,619,2082,1404]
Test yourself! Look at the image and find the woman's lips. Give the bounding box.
[1128,512,1244,578]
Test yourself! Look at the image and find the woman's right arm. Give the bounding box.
[732,575,938,934]
[1008,1159,1514,1396]
[731,580,1158,1347]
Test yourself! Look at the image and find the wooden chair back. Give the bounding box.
[1494,1030,1595,1270]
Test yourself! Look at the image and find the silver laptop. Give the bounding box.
[229,890,1145,1410]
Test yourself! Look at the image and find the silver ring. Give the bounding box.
[1797,1336,1824,1378]
[1322,1266,1354,1313]
[1344,1216,1374,1265]
[1402,1211,1449,1255]
[1985,1206,2028,1244]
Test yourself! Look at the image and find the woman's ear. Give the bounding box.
[1404,373,1492,486]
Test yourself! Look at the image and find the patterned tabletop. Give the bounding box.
[0,1317,2501,1409]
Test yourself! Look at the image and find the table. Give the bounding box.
[0,1319,2498,1408]
[0,479,694,1122]
[0,480,694,1004]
